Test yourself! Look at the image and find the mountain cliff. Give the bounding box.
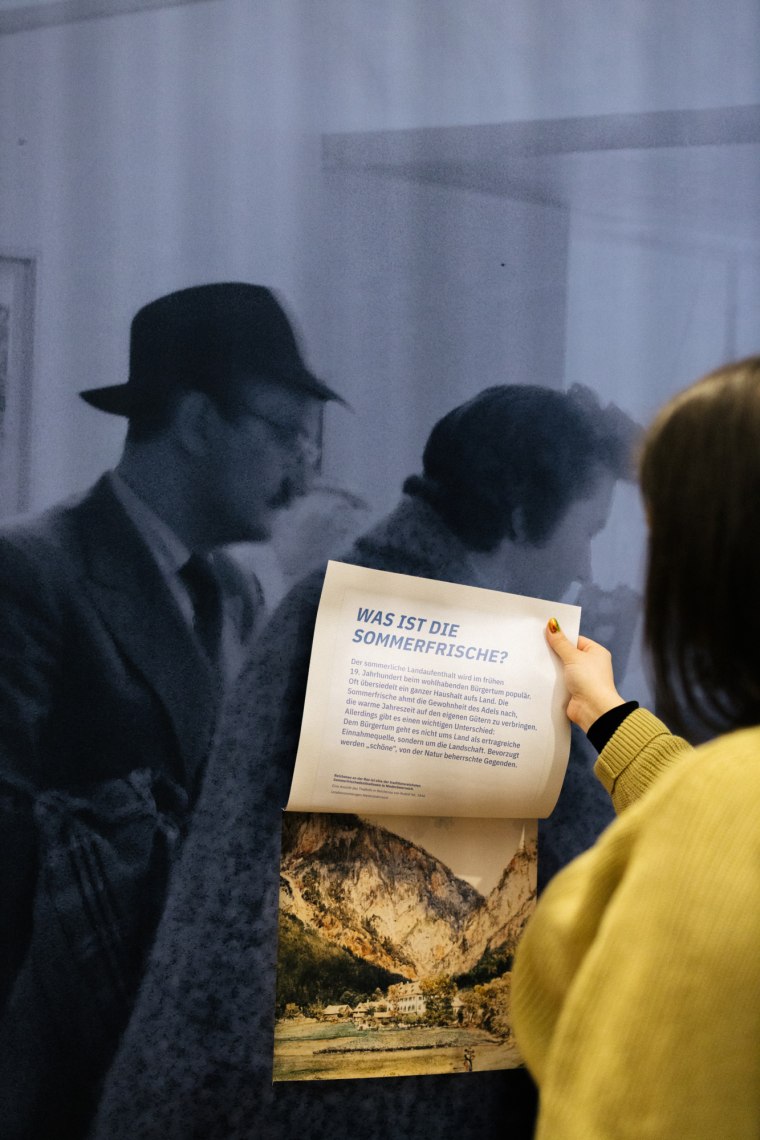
[280,813,536,980]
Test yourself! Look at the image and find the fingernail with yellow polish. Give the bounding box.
[548,617,560,634]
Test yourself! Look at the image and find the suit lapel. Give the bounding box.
[72,476,219,790]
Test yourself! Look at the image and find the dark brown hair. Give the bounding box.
[641,355,760,734]
[403,384,636,552]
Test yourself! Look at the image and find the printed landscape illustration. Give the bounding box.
[274,811,537,1081]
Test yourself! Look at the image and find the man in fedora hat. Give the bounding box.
[0,282,344,1139]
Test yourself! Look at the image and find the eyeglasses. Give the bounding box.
[247,409,302,445]
[247,409,320,465]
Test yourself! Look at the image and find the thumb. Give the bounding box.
[545,618,579,663]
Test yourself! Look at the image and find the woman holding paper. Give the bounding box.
[513,355,760,1139]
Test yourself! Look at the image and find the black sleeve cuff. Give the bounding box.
[586,701,640,753]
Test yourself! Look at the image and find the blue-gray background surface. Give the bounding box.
[2,4,760,1136]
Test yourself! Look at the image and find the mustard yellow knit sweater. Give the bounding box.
[512,708,760,1139]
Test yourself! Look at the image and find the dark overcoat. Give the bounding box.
[0,474,257,1138]
[93,495,614,1140]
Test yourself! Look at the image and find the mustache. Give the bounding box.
[268,477,303,511]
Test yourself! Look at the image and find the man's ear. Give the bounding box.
[172,390,217,457]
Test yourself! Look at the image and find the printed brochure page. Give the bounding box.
[285,560,581,820]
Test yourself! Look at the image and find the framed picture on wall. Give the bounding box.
[0,254,36,518]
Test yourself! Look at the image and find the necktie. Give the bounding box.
[180,553,224,669]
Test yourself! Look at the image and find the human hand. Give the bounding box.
[546,618,626,733]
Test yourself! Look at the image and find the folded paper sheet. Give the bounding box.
[286,560,581,819]
[275,561,580,1083]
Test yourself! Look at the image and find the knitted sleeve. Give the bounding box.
[593,707,693,813]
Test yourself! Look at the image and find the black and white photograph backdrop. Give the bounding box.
[1,3,760,1139]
